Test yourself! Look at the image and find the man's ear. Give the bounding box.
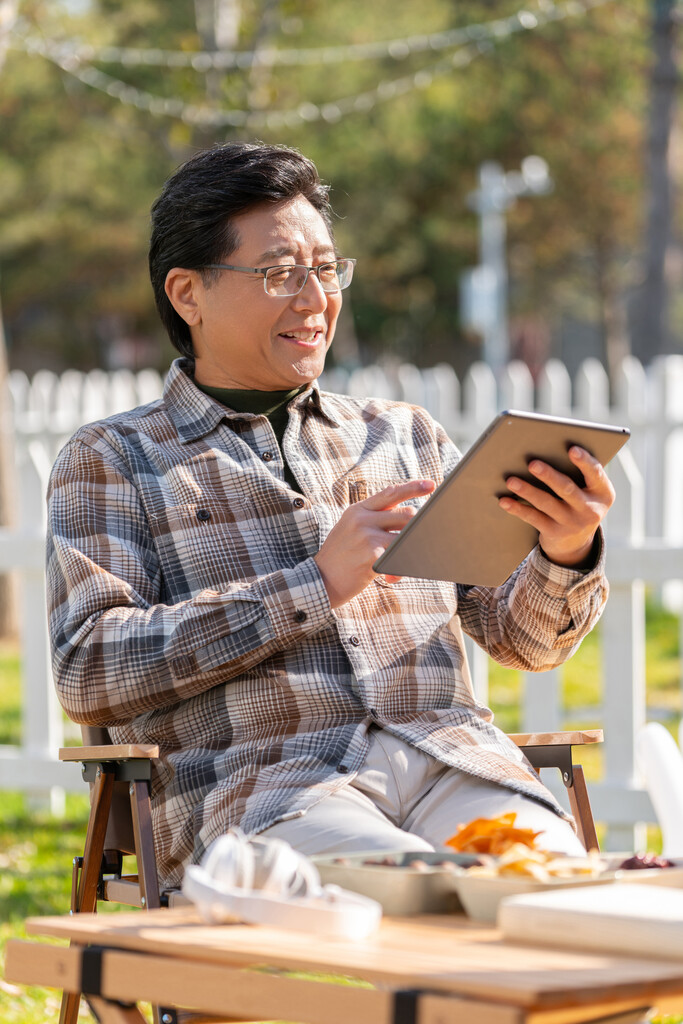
[165,268,203,326]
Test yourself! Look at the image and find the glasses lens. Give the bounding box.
[315,260,354,293]
[333,259,354,291]
[264,266,307,296]
[316,263,341,291]
[264,261,354,296]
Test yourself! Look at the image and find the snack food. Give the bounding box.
[444,813,542,856]
[466,843,606,882]
[618,853,675,870]
[444,813,607,882]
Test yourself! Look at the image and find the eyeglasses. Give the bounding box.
[204,258,356,297]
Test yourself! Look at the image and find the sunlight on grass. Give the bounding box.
[0,790,92,1023]
[0,641,21,745]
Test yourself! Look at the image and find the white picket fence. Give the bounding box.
[3,354,683,848]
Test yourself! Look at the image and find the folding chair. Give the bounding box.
[58,727,190,1024]
[57,725,603,1024]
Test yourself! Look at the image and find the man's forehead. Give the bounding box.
[230,197,335,260]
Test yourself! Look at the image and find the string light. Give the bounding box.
[10,0,614,130]
[12,0,610,70]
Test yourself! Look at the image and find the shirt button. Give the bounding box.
[196,508,211,521]
[348,636,361,647]
[336,764,349,774]
[292,497,305,509]
[294,609,308,623]
[262,451,275,462]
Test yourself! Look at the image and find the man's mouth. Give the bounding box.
[279,328,323,345]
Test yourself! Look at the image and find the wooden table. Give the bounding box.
[6,905,683,1024]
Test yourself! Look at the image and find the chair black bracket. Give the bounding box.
[81,758,153,783]
[519,743,574,787]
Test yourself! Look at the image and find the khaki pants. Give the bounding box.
[262,728,585,856]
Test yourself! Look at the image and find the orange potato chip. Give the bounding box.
[488,827,542,855]
[444,813,542,855]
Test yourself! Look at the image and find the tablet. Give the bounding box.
[373,409,630,587]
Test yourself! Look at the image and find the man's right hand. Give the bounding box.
[313,479,436,609]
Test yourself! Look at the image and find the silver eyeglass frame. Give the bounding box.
[203,258,356,296]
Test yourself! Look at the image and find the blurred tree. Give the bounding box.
[284,1,647,376]
[0,0,651,377]
[0,0,195,372]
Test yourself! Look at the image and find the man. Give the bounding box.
[47,142,613,892]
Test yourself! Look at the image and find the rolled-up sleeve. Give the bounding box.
[432,421,609,671]
[456,534,608,672]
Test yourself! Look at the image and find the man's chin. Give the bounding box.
[286,356,326,386]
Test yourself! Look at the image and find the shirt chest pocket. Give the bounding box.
[343,472,432,507]
[341,476,455,606]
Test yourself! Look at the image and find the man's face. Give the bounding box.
[178,196,343,390]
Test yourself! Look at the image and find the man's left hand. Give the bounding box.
[498,445,615,569]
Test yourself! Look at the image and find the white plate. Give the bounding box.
[615,866,683,887]
[602,855,683,887]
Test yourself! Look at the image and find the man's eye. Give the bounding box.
[268,267,294,283]
[318,263,339,282]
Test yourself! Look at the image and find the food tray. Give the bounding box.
[312,850,479,916]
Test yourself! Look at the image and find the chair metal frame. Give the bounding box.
[57,726,603,1024]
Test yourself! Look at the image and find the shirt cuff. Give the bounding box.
[523,528,608,643]
[529,528,606,594]
[256,556,333,639]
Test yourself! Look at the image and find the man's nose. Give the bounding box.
[291,269,328,311]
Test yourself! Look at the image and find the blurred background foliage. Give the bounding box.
[0,0,663,376]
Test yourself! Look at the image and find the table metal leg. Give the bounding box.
[88,995,148,1023]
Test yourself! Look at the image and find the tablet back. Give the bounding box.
[373,410,630,587]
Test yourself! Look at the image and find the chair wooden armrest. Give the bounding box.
[508,729,603,748]
[59,744,159,762]
[508,729,603,852]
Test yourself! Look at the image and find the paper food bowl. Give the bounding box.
[454,872,614,924]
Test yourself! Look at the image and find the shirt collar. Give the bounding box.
[163,359,340,442]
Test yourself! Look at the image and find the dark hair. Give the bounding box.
[149,142,335,358]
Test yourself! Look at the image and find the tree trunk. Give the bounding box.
[595,241,630,391]
[0,0,19,68]
[0,3,25,637]
[0,294,19,639]
[194,0,241,106]
[631,0,678,363]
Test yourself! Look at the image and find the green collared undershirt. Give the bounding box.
[196,382,306,492]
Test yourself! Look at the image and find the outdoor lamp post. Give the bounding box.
[461,156,552,377]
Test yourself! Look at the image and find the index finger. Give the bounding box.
[363,479,435,511]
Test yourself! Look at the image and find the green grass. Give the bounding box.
[0,646,146,1022]
[0,641,21,745]
[0,791,93,1023]
[1,601,682,1022]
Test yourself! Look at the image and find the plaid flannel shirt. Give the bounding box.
[47,359,608,889]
